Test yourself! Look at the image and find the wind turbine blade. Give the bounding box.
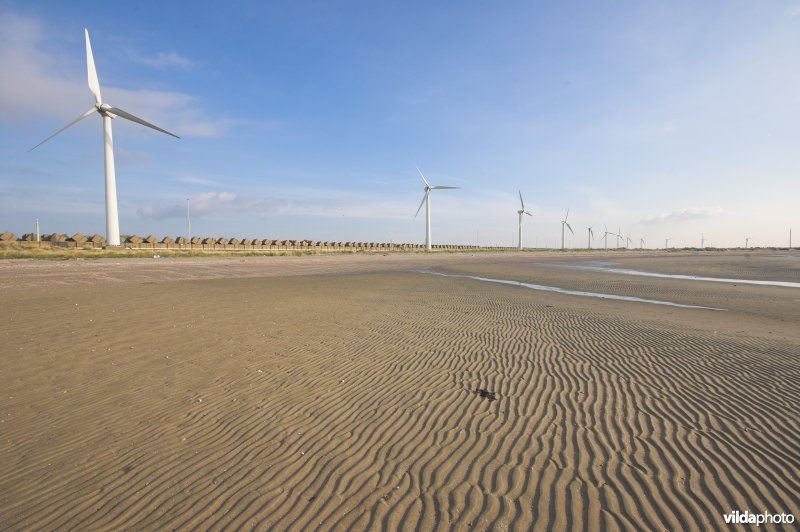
[414,193,426,218]
[519,190,524,210]
[589,227,594,237]
[416,166,430,188]
[431,186,459,190]
[85,29,102,104]
[524,211,532,217]
[29,107,97,151]
[565,207,570,221]
[566,222,574,235]
[106,107,180,138]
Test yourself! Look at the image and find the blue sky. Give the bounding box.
[1,0,798,248]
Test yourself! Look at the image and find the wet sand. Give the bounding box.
[1,251,798,529]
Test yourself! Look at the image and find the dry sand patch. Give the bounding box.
[1,254,799,529]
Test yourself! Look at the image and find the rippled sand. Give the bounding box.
[1,251,798,529]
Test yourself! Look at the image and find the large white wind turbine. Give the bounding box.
[560,208,573,249]
[414,166,459,251]
[30,29,179,246]
[516,190,532,250]
[586,226,594,249]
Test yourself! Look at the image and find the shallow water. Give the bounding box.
[415,270,726,311]
[544,261,800,289]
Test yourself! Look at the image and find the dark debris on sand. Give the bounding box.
[475,389,497,401]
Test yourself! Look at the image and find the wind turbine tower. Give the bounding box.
[561,208,574,249]
[665,237,671,249]
[414,166,459,251]
[186,198,192,241]
[517,191,532,250]
[701,234,706,248]
[587,226,594,249]
[29,29,179,246]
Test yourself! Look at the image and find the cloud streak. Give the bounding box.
[176,176,225,186]
[138,191,289,220]
[134,51,194,70]
[640,206,722,225]
[137,187,425,221]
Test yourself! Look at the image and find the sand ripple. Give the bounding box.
[1,269,798,530]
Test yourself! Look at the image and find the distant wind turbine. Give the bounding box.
[745,237,750,249]
[586,226,594,249]
[29,29,179,246]
[625,233,633,248]
[603,224,610,250]
[186,198,192,241]
[639,237,645,249]
[561,208,574,249]
[616,226,622,248]
[701,234,706,248]
[414,166,459,251]
[665,237,671,249]
[516,190,532,250]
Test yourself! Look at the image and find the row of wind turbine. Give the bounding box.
[34,33,732,251]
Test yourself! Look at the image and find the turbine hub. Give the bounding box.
[97,103,114,117]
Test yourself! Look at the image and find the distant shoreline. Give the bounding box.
[1,239,795,261]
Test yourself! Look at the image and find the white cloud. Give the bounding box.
[640,206,723,224]
[138,191,289,219]
[0,11,226,137]
[137,185,422,222]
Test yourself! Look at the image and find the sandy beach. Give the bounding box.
[1,251,798,530]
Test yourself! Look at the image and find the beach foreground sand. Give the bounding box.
[1,251,798,530]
